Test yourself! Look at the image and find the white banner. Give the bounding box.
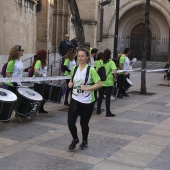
[0,68,169,83]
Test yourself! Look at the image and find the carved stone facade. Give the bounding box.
[77,0,170,61]
[0,0,170,68]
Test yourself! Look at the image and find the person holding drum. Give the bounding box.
[63,48,76,106]
[67,48,101,151]
[95,49,117,117]
[5,45,24,93]
[117,48,131,98]
[32,49,48,114]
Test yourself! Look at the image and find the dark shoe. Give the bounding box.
[123,93,129,97]
[79,141,88,150]
[64,101,70,106]
[106,113,115,117]
[96,110,101,115]
[69,139,79,151]
[117,94,123,98]
[39,109,48,114]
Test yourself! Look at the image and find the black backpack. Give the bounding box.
[72,65,91,85]
[97,61,111,81]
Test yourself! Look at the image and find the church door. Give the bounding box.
[130,23,152,61]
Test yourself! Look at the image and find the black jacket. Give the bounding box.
[59,40,76,56]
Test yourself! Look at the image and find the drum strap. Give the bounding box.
[72,65,91,85]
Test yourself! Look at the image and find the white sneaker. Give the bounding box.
[111,96,116,101]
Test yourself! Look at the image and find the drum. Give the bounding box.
[0,88,17,121]
[123,78,133,90]
[42,82,66,103]
[15,88,43,116]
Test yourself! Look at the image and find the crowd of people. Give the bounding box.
[1,34,132,151]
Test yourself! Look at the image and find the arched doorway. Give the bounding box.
[130,23,152,61]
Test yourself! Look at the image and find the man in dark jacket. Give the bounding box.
[59,34,76,63]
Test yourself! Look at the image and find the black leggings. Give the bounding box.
[68,98,95,142]
[64,79,71,103]
[34,83,48,110]
[97,86,113,114]
[117,74,125,95]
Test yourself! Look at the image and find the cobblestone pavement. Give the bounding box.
[0,72,170,170]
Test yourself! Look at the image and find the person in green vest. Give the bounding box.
[5,45,24,93]
[95,48,117,117]
[67,48,101,151]
[117,48,131,98]
[63,48,76,106]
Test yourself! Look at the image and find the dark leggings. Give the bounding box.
[34,83,48,110]
[68,98,95,142]
[117,74,126,95]
[97,86,113,114]
[64,79,71,103]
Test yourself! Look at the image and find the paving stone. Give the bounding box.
[147,145,170,170]
[108,149,156,168]
[90,119,153,137]
[0,150,93,170]
[0,123,56,141]
[134,103,170,113]
[39,134,129,159]
[116,110,169,124]
[91,160,143,170]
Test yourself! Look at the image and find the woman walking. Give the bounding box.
[96,49,117,117]
[67,48,101,151]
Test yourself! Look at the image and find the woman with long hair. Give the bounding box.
[63,48,76,106]
[5,45,24,93]
[32,49,48,114]
[95,48,117,117]
[67,48,101,151]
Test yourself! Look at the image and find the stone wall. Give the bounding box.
[0,0,37,68]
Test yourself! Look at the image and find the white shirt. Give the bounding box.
[68,59,76,71]
[123,56,130,70]
[12,60,24,86]
[89,56,95,68]
[37,66,47,84]
[72,66,92,103]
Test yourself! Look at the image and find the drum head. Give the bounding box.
[0,88,17,102]
[126,78,133,86]
[17,88,43,101]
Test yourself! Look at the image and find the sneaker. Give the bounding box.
[106,113,115,117]
[111,96,116,101]
[123,93,129,97]
[117,94,123,98]
[96,110,101,115]
[69,139,79,151]
[39,109,48,114]
[79,141,88,150]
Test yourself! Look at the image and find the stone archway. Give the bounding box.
[130,23,152,61]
